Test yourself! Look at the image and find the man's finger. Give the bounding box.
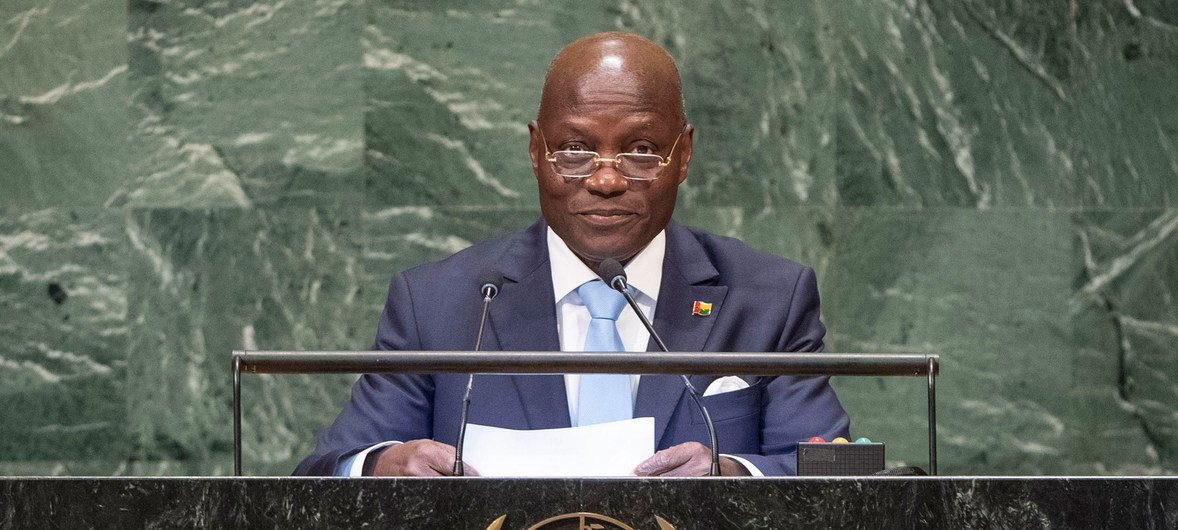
[421,441,480,476]
[634,445,693,476]
[373,439,461,476]
[659,455,707,477]
[421,440,463,476]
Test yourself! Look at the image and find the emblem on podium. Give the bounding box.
[486,511,676,529]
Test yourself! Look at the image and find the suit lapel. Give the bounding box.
[635,221,729,444]
[488,220,570,429]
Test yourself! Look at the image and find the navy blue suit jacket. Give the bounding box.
[295,219,849,476]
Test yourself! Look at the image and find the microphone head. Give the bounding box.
[478,271,504,300]
[598,258,627,291]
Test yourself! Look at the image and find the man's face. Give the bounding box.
[529,68,692,269]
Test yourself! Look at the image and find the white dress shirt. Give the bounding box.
[547,229,761,475]
[547,227,662,425]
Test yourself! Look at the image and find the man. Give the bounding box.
[295,32,849,477]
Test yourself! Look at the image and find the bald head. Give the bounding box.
[538,32,685,126]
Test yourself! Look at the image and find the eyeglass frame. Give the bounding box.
[539,127,687,181]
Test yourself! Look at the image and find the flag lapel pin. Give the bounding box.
[692,301,713,316]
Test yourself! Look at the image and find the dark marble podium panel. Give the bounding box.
[2,477,1175,528]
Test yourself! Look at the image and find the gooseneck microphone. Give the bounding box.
[453,271,503,476]
[598,258,722,476]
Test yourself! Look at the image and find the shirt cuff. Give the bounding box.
[720,454,765,477]
[338,441,402,477]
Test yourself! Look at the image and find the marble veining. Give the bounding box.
[0,1,1176,476]
[3,477,1177,528]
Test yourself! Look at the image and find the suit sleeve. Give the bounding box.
[727,266,851,475]
[293,273,436,476]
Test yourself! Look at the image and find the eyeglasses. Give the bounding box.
[540,129,685,181]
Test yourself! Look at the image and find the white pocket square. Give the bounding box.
[702,376,749,397]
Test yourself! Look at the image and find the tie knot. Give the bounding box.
[577,280,627,321]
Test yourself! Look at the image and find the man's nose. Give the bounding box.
[583,158,629,195]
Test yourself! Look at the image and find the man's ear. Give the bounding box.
[676,124,694,184]
[527,120,541,174]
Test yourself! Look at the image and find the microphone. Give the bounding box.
[598,258,722,476]
[454,271,503,476]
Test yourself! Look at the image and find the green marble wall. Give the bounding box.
[1,0,1175,476]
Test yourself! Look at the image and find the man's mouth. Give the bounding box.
[578,209,636,226]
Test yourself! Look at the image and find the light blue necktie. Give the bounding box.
[575,279,633,426]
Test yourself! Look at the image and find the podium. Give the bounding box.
[8,352,1173,527]
[4,477,1176,527]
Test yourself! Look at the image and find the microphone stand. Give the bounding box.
[454,280,498,476]
[603,264,722,477]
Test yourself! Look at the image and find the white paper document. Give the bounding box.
[463,417,655,477]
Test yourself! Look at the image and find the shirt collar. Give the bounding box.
[547,227,665,302]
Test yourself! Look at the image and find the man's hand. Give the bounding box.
[632,442,752,477]
[368,439,479,477]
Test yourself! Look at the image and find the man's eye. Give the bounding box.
[630,145,654,155]
[562,143,589,152]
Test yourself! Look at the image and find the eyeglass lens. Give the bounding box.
[551,152,663,180]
